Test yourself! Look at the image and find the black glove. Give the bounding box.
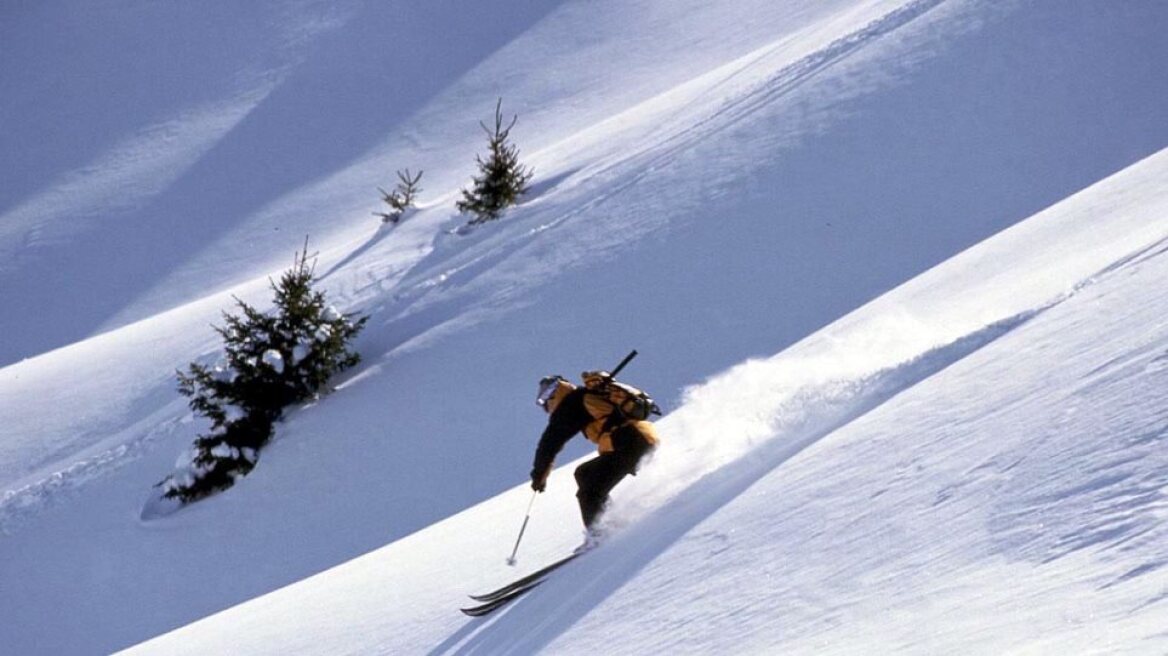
[530,465,550,492]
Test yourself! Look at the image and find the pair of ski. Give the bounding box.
[460,552,582,616]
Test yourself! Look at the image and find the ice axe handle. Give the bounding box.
[610,350,638,378]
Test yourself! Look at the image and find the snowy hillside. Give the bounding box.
[127,151,1168,654]
[2,0,1167,654]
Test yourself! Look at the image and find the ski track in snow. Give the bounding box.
[346,0,976,364]
[579,0,953,186]
[0,409,188,536]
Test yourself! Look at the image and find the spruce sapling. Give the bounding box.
[457,99,533,224]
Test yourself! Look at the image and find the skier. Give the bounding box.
[529,370,660,547]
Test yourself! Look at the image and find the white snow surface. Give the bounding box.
[129,146,1168,656]
[2,1,1167,654]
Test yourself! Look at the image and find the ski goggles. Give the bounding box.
[536,375,565,407]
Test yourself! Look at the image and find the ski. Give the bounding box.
[467,552,581,603]
[460,579,545,617]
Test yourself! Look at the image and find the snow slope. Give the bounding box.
[127,147,1168,656]
[2,0,1168,653]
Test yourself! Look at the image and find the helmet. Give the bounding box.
[536,375,567,408]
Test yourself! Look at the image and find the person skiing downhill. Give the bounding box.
[459,359,661,617]
[529,367,660,546]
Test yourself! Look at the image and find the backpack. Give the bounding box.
[581,370,662,423]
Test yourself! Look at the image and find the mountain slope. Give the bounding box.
[127,149,1168,655]
[2,1,1167,654]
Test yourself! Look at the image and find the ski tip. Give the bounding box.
[460,592,519,617]
[462,579,546,616]
[467,552,583,602]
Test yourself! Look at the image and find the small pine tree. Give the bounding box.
[162,243,367,502]
[374,169,423,225]
[456,99,533,224]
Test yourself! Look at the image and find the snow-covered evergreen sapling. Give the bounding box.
[162,246,367,502]
[374,169,423,224]
[456,98,533,224]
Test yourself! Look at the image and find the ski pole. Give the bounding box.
[506,490,538,566]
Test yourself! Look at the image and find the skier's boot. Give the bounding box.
[573,526,606,554]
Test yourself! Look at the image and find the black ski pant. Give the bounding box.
[573,432,653,528]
